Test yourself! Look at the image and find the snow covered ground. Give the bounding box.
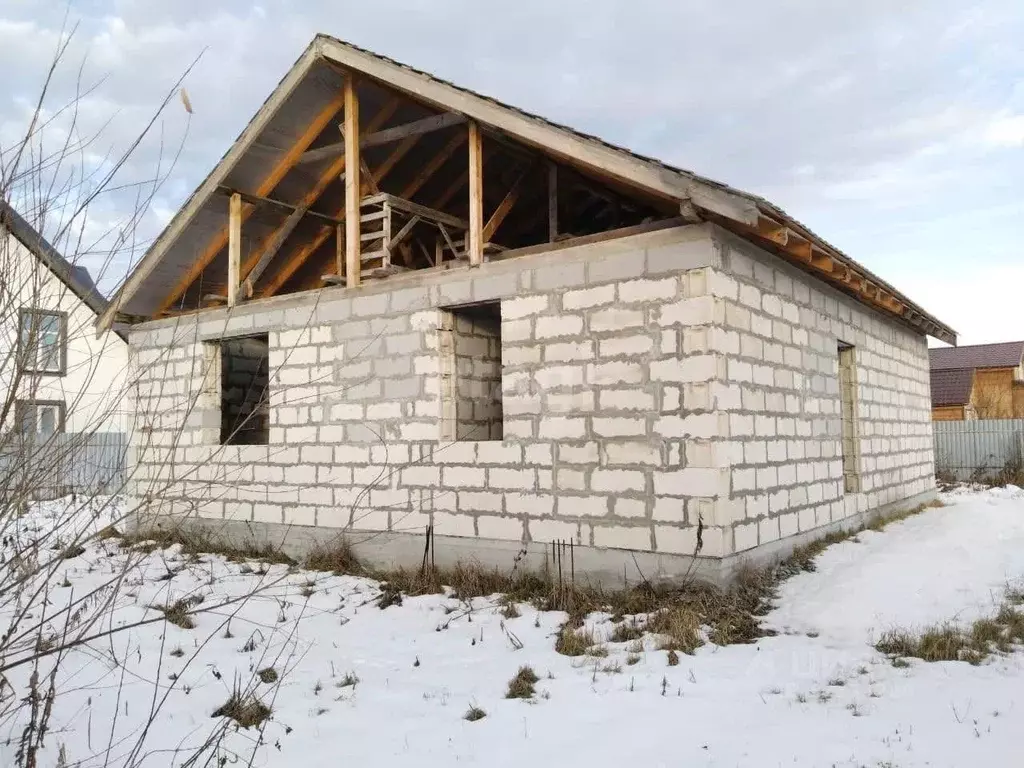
[2,486,1024,767]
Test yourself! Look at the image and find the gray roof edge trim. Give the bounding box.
[1,200,107,317]
[97,40,323,331]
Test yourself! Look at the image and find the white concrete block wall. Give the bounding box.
[129,221,935,563]
[711,229,934,556]
[130,225,724,555]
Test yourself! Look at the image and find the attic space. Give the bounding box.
[156,60,677,314]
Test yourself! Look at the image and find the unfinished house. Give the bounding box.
[105,35,957,584]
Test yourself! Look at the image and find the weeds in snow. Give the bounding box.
[464,705,486,721]
[151,595,204,629]
[555,625,598,657]
[212,689,272,729]
[876,591,1024,665]
[257,668,279,684]
[505,666,539,699]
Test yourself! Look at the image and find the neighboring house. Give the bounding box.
[0,201,131,436]
[929,341,1024,421]
[104,35,957,584]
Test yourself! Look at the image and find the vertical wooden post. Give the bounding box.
[227,192,242,305]
[548,162,558,243]
[434,236,443,269]
[381,200,392,270]
[344,76,361,287]
[467,121,483,266]
[335,223,344,279]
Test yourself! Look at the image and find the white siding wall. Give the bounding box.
[0,228,131,433]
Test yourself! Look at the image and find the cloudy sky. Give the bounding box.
[1,1,1022,345]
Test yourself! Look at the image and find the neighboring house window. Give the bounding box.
[439,302,503,441]
[19,309,67,375]
[15,399,66,436]
[838,343,861,493]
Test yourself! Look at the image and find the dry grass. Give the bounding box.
[135,499,949,660]
[647,606,701,654]
[304,538,360,574]
[876,590,1024,665]
[257,668,278,684]
[151,595,204,629]
[609,619,644,643]
[337,672,359,688]
[505,666,539,699]
[126,526,294,565]
[464,705,486,721]
[212,691,271,728]
[555,625,598,657]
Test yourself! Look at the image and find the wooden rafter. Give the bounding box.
[401,131,465,199]
[243,204,307,295]
[156,92,346,314]
[248,95,401,297]
[483,163,531,242]
[297,112,465,164]
[467,121,483,265]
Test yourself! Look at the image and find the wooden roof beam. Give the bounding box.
[483,162,531,242]
[298,112,466,164]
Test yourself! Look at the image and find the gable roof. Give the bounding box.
[0,200,110,318]
[930,367,975,407]
[930,341,1024,372]
[99,34,956,344]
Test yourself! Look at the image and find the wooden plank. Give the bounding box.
[483,164,529,241]
[344,76,362,288]
[156,92,346,314]
[244,204,307,295]
[363,193,467,230]
[214,186,342,224]
[362,112,465,148]
[389,215,421,252]
[401,132,465,199]
[438,223,459,258]
[548,163,558,242]
[297,112,466,164]
[467,121,483,265]
[227,193,242,306]
[335,224,343,276]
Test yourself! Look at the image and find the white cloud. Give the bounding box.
[985,114,1024,147]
